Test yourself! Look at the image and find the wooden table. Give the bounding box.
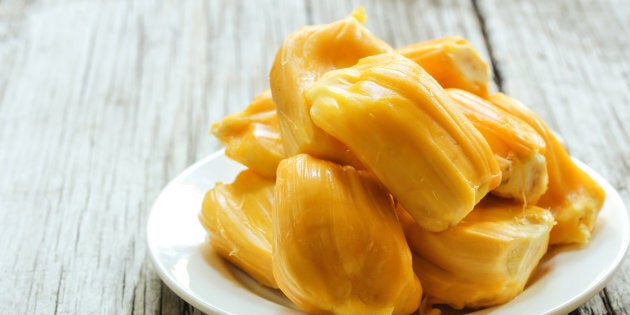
[1,0,628,314]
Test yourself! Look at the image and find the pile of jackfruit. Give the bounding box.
[199,7,605,314]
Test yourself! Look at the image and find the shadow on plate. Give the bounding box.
[198,240,300,311]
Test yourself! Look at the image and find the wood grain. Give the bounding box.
[475,0,630,312]
[0,0,627,314]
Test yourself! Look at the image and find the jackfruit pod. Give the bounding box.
[211,90,285,178]
[273,154,422,314]
[487,93,605,245]
[199,169,277,288]
[447,88,548,204]
[307,53,501,232]
[397,36,491,97]
[398,197,554,310]
[270,7,392,166]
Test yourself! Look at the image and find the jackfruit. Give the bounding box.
[397,36,491,97]
[269,7,392,166]
[211,90,285,178]
[307,53,501,232]
[199,169,277,288]
[273,154,422,314]
[447,88,548,204]
[399,197,554,310]
[487,93,605,244]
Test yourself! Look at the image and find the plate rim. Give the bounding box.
[146,150,232,314]
[545,159,630,314]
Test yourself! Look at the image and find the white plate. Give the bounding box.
[147,150,630,315]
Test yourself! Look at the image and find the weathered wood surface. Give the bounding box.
[0,0,627,314]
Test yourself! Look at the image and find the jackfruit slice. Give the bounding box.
[487,93,605,245]
[199,169,277,288]
[269,7,392,166]
[307,53,501,232]
[447,88,548,204]
[273,154,422,314]
[397,36,491,97]
[211,90,285,178]
[399,197,554,310]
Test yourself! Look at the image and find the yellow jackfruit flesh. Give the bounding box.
[201,7,606,313]
[488,93,605,245]
[211,90,285,178]
[200,169,277,288]
[397,36,491,97]
[307,53,501,232]
[273,154,422,314]
[399,197,554,310]
[269,8,392,166]
[447,88,549,204]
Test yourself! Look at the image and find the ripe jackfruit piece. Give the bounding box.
[398,197,554,310]
[307,53,501,232]
[487,93,606,245]
[199,169,277,288]
[269,7,392,166]
[211,90,285,178]
[396,36,491,97]
[273,154,422,314]
[447,88,549,204]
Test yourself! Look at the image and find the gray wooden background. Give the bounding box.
[1,0,628,314]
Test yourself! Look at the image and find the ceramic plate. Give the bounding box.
[147,150,629,314]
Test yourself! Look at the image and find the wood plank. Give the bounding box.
[1,0,628,314]
[476,0,630,313]
[0,0,487,314]
[0,0,309,314]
